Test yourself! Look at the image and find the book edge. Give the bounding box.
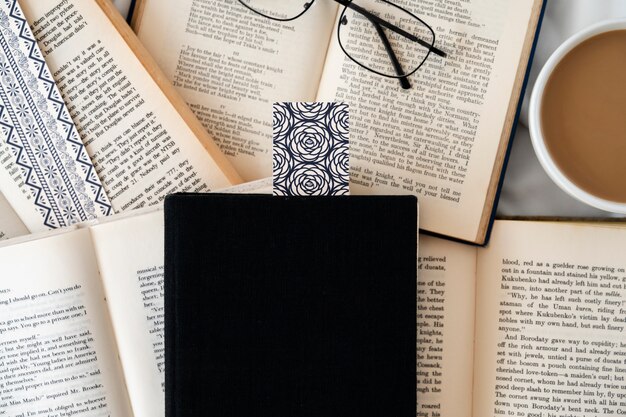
[475,0,547,246]
[128,0,146,32]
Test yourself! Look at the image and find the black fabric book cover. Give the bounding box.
[164,194,417,417]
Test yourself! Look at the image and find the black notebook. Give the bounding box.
[164,194,418,417]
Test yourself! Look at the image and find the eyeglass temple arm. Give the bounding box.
[334,0,447,58]
[372,22,411,89]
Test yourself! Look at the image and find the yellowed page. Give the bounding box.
[474,221,626,416]
[0,229,132,416]
[216,177,273,194]
[87,179,274,417]
[316,0,538,243]
[90,211,164,417]
[133,0,339,180]
[0,191,28,240]
[418,235,477,417]
[20,0,237,213]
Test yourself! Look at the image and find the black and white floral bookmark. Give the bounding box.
[272,102,350,196]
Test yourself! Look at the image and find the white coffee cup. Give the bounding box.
[529,18,626,214]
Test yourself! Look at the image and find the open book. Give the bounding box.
[419,221,626,416]
[0,179,271,417]
[0,0,240,234]
[131,0,545,244]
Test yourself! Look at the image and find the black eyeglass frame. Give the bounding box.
[237,0,447,89]
[238,0,315,22]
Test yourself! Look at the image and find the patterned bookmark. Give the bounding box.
[273,102,350,196]
[0,1,112,229]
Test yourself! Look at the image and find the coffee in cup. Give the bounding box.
[530,20,626,213]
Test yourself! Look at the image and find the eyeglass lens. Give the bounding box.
[338,0,435,78]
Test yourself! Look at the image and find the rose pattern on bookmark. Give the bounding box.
[273,102,349,196]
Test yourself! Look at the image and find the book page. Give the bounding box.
[133,0,339,180]
[215,176,272,194]
[19,0,239,214]
[417,235,477,417]
[0,191,28,240]
[316,0,540,242]
[87,179,273,417]
[0,229,132,416]
[90,211,165,417]
[474,221,626,417]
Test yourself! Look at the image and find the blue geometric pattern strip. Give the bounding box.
[273,102,350,196]
[0,0,112,229]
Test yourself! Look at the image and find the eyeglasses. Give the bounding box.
[237,0,447,90]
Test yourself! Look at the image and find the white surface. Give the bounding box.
[112,0,131,17]
[498,0,626,217]
[113,0,626,217]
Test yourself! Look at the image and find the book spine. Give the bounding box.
[484,0,549,246]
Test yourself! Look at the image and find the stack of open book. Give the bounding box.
[3,1,625,417]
